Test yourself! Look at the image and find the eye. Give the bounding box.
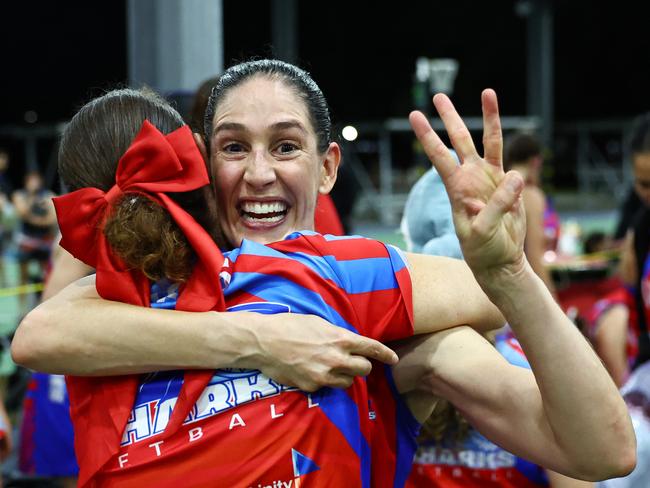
[276,142,299,155]
[223,142,245,153]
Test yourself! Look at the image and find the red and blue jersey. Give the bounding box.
[19,372,79,477]
[94,232,415,487]
[586,251,650,376]
[405,333,549,488]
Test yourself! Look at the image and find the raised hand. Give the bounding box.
[409,89,527,280]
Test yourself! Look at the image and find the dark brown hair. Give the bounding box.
[189,75,221,134]
[503,132,542,172]
[58,87,222,282]
[204,59,332,154]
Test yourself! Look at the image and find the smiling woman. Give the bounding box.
[202,61,340,246]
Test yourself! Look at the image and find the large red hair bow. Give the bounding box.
[54,121,225,486]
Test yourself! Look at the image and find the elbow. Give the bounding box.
[11,307,60,372]
[599,409,638,480]
[579,448,636,482]
[612,442,638,480]
[574,418,637,481]
[604,424,637,480]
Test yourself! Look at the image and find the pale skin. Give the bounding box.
[393,90,634,480]
[11,79,635,481]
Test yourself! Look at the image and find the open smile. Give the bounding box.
[238,200,289,225]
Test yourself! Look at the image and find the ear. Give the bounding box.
[318,142,341,194]
[193,132,209,162]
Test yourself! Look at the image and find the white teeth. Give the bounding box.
[240,201,287,215]
[242,214,284,224]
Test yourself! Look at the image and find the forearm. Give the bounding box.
[546,470,594,488]
[12,277,265,375]
[477,262,635,479]
[12,276,398,391]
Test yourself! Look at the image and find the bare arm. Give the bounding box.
[546,470,594,488]
[400,89,636,481]
[11,274,398,391]
[41,246,94,301]
[407,252,505,335]
[395,321,632,481]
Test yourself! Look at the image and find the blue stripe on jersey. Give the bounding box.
[514,457,549,485]
[328,256,400,294]
[311,387,371,488]
[285,230,364,242]
[495,335,532,370]
[381,364,421,487]
[386,244,409,273]
[223,271,359,334]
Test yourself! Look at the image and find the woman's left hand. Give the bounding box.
[409,89,527,283]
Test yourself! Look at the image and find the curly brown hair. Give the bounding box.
[103,195,193,282]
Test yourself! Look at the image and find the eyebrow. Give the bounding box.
[212,120,308,137]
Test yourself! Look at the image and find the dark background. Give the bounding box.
[2,0,649,189]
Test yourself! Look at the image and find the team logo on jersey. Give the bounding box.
[120,369,298,446]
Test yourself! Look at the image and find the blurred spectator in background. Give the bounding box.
[583,112,650,486]
[15,237,89,488]
[0,390,13,488]
[503,132,558,298]
[0,150,14,288]
[401,151,462,259]
[187,75,221,134]
[588,113,650,386]
[613,112,650,243]
[0,151,11,198]
[11,171,57,311]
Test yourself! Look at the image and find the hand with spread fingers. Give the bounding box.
[409,89,527,282]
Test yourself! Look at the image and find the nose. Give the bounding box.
[243,149,276,188]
